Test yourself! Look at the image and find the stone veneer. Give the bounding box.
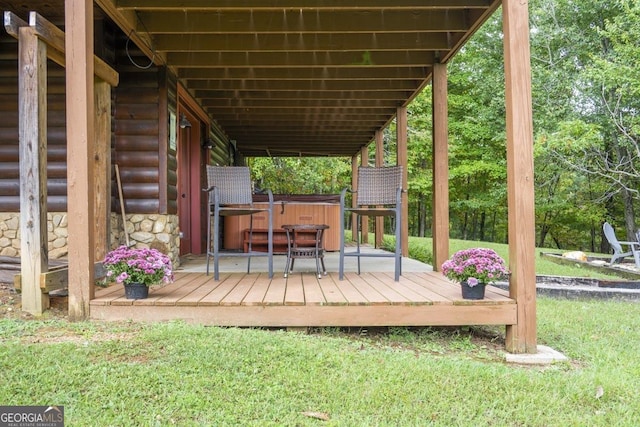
[0,212,181,268]
[110,213,181,268]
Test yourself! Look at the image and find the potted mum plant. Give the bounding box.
[441,248,508,300]
[103,245,174,300]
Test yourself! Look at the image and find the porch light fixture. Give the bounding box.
[179,113,192,129]
[202,138,215,149]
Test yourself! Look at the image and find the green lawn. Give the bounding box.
[395,236,628,280]
[1,299,639,426]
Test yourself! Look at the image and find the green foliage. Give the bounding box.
[245,1,640,252]
[248,157,351,195]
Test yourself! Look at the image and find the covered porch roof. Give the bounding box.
[3,0,501,157]
[101,0,501,157]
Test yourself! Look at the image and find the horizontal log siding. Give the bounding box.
[0,34,67,212]
[166,70,178,215]
[113,36,162,214]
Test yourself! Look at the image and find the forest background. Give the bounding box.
[249,0,640,254]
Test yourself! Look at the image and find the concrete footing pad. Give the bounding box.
[505,345,568,365]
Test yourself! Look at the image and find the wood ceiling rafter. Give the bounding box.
[177,66,431,80]
[134,10,476,34]
[22,0,498,157]
[115,0,494,11]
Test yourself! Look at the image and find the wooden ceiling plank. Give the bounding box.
[95,0,164,65]
[184,79,421,91]
[193,90,410,100]
[200,99,400,108]
[117,0,493,11]
[137,10,471,34]
[154,32,455,52]
[178,66,429,80]
[168,51,436,67]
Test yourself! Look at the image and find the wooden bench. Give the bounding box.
[243,228,321,254]
[243,229,286,253]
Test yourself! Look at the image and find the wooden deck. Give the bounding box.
[90,271,516,327]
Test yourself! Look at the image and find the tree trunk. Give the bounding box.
[622,187,636,240]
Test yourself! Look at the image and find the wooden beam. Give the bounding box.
[94,80,111,262]
[95,0,162,66]
[3,12,118,86]
[154,32,453,52]
[116,0,496,11]
[18,27,49,314]
[167,51,436,68]
[179,66,429,80]
[139,10,470,33]
[432,62,450,272]
[14,262,106,294]
[3,11,27,34]
[66,0,96,321]
[502,0,537,354]
[396,106,409,257]
[29,12,118,86]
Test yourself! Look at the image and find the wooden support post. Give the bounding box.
[396,106,409,257]
[94,80,111,262]
[66,0,96,320]
[503,0,537,353]
[360,146,369,244]
[432,63,450,272]
[18,27,49,314]
[375,130,384,248]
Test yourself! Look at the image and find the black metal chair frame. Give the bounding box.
[282,224,328,279]
[204,166,274,280]
[339,166,403,281]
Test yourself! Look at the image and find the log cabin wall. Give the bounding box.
[166,70,178,215]
[0,33,68,213]
[0,32,69,259]
[111,32,180,264]
[0,23,184,264]
[0,19,233,264]
[208,125,232,167]
[113,38,162,215]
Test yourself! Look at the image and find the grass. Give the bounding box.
[1,236,638,425]
[380,235,628,280]
[1,299,640,426]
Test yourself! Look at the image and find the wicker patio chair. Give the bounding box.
[205,166,274,280]
[339,166,403,281]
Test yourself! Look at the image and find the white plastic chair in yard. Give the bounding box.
[603,221,640,268]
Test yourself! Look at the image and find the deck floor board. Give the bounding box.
[91,271,517,327]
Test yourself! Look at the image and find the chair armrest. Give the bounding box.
[339,187,355,206]
[254,188,274,210]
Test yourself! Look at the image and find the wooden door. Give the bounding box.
[177,111,202,255]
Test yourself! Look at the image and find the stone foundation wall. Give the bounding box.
[110,213,181,268]
[0,212,181,268]
[0,212,70,259]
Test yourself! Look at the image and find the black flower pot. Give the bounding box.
[460,281,486,300]
[123,282,149,300]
